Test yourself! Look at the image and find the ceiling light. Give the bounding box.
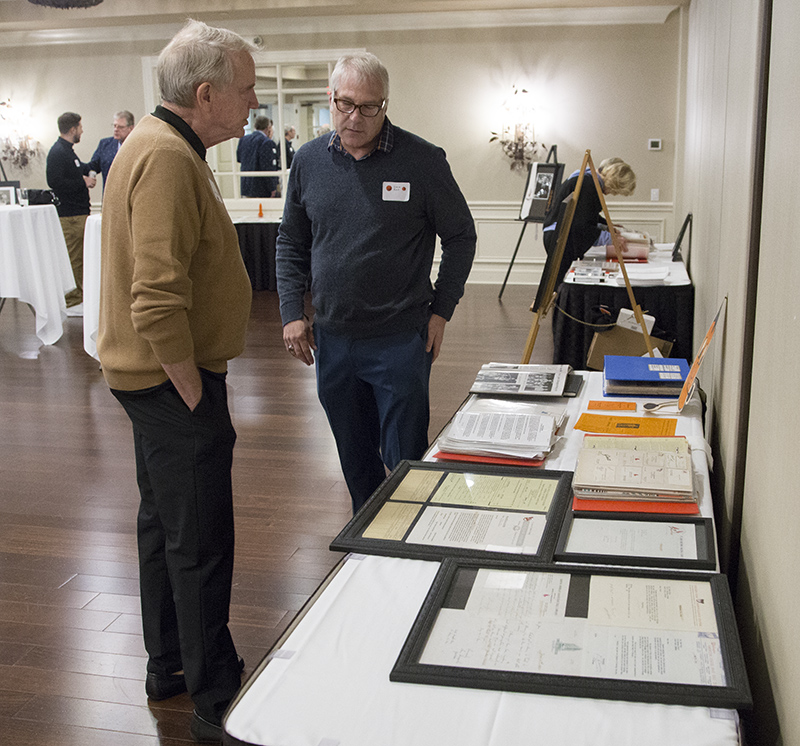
[27,0,103,8]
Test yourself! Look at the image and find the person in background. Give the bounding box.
[542,156,636,285]
[236,114,279,197]
[46,111,96,314]
[97,19,257,743]
[283,124,296,168]
[88,110,135,190]
[276,52,476,514]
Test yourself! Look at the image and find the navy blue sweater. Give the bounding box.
[276,122,476,339]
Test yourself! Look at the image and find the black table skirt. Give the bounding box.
[235,222,279,291]
[552,281,695,369]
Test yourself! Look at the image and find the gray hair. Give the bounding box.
[330,52,389,100]
[157,19,255,109]
[253,115,272,131]
[114,110,135,127]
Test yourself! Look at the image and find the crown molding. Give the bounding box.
[0,6,678,49]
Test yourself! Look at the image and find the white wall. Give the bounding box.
[683,0,800,742]
[740,0,800,742]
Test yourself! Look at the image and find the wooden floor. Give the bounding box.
[0,284,552,744]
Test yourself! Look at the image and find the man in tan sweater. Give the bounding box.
[97,20,257,743]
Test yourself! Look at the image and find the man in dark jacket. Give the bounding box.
[46,111,96,312]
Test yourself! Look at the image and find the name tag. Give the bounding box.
[382,181,410,202]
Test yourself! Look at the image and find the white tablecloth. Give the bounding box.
[226,554,739,746]
[566,244,692,287]
[224,373,739,746]
[0,204,75,345]
[83,213,102,360]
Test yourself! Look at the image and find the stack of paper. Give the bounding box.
[469,362,580,398]
[435,396,568,465]
[609,264,671,286]
[606,230,651,262]
[572,435,698,513]
[603,355,689,397]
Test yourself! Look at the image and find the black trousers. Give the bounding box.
[112,369,240,723]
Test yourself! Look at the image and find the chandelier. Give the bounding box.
[0,100,40,174]
[27,0,103,7]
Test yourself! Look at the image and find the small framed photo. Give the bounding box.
[554,511,717,570]
[330,460,573,565]
[0,186,16,206]
[391,558,752,710]
[519,161,564,222]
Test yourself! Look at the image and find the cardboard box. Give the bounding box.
[586,325,673,370]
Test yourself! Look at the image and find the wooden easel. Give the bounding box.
[521,149,655,363]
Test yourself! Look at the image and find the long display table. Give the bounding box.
[222,373,742,746]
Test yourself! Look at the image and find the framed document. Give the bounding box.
[391,559,751,710]
[330,460,573,565]
[554,512,716,570]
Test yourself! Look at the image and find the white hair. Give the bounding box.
[330,52,389,100]
[157,19,255,109]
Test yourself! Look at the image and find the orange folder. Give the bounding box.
[572,496,700,515]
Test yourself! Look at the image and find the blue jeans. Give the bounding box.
[315,325,432,513]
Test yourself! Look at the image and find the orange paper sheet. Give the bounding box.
[587,400,637,411]
[574,413,677,436]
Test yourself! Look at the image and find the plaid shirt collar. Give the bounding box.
[328,117,394,159]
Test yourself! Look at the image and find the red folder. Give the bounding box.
[432,451,545,468]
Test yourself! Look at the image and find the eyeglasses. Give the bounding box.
[333,98,386,117]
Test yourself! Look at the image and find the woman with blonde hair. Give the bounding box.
[542,157,636,284]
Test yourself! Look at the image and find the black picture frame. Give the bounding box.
[554,511,716,570]
[672,212,692,263]
[330,460,573,565]
[519,161,564,222]
[391,558,751,710]
[531,191,573,313]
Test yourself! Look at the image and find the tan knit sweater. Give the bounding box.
[97,114,252,391]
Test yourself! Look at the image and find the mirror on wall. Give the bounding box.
[210,60,333,199]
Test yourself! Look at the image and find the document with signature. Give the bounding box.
[419,569,726,686]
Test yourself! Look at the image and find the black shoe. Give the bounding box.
[191,710,222,743]
[145,670,187,701]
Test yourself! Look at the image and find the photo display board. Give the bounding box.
[391,559,751,710]
[554,512,717,570]
[330,461,572,565]
[520,161,565,222]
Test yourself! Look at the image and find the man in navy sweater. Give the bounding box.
[276,52,476,513]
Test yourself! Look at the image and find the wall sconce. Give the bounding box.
[0,100,41,179]
[490,86,541,173]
